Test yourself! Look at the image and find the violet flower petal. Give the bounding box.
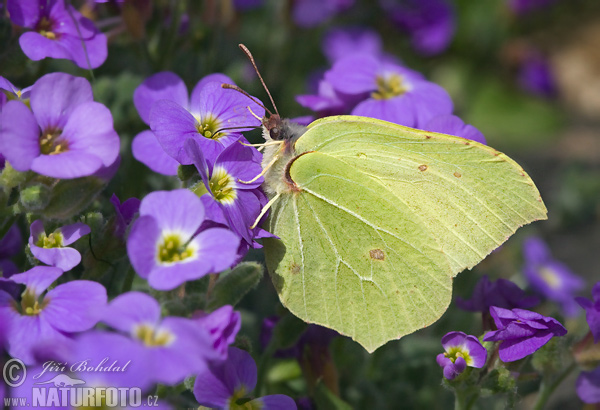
[134,72,189,125]
[132,130,180,175]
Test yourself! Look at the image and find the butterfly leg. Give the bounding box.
[250,192,281,229]
[238,152,281,184]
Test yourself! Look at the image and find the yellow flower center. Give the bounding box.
[40,128,69,155]
[36,231,64,248]
[157,234,194,263]
[229,387,262,410]
[134,324,175,347]
[539,267,561,289]
[371,74,408,100]
[20,289,47,316]
[444,346,473,366]
[195,114,224,140]
[37,17,58,40]
[209,167,237,204]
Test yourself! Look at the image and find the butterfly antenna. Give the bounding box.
[221,84,273,117]
[239,44,280,116]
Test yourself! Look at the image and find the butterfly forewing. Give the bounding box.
[295,116,548,275]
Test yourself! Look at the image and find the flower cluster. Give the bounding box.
[297,28,485,144]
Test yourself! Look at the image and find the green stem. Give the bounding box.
[532,362,577,410]
[121,266,136,294]
[454,388,468,410]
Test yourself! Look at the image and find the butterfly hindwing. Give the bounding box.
[264,150,453,352]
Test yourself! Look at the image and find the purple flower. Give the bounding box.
[423,114,487,145]
[436,331,487,380]
[0,73,120,179]
[576,282,600,343]
[522,237,584,317]
[0,266,107,364]
[131,71,188,176]
[127,189,240,290]
[194,346,297,410]
[322,27,383,63]
[28,220,90,271]
[379,0,455,56]
[577,367,600,404]
[110,194,141,237]
[517,53,556,98]
[7,0,107,69]
[186,138,270,247]
[101,292,220,386]
[292,0,354,28]
[456,275,539,313]
[0,76,31,108]
[325,54,453,127]
[11,330,162,403]
[296,76,365,118]
[148,73,265,166]
[483,307,567,362]
[193,305,241,360]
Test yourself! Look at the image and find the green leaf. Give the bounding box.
[314,380,352,410]
[263,116,547,352]
[465,78,564,151]
[42,177,105,220]
[206,262,264,310]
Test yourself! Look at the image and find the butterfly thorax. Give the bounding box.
[261,115,308,197]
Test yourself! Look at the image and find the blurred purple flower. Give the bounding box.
[110,194,141,237]
[0,224,22,298]
[0,266,106,364]
[127,189,240,290]
[322,27,383,63]
[522,237,584,317]
[234,0,263,10]
[186,138,271,247]
[380,0,455,56]
[436,331,487,380]
[296,76,363,118]
[483,307,567,362]
[101,292,220,386]
[260,316,337,359]
[577,367,600,404]
[193,305,241,360]
[0,73,120,179]
[7,0,107,69]
[517,53,556,98]
[194,346,297,410]
[508,0,557,14]
[576,282,600,343]
[148,73,264,166]
[324,54,453,127]
[456,275,539,313]
[28,220,90,271]
[292,0,354,28]
[423,114,487,145]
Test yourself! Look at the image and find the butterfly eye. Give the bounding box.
[270,127,281,140]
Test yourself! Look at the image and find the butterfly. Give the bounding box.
[232,45,547,353]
